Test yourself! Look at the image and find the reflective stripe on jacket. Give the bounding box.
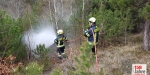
[84,24,99,44]
[54,34,67,47]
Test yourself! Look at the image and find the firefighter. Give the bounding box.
[84,17,99,54]
[54,29,67,59]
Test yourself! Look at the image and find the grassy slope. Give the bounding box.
[46,33,150,75]
[93,33,150,75]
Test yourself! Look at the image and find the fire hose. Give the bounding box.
[66,34,83,42]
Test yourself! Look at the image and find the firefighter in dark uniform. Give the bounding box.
[54,29,67,59]
[84,17,99,54]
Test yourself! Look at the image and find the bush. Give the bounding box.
[0,55,22,75]
[18,61,44,75]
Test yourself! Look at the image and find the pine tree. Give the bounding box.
[68,42,99,75]
[0,10,27,61]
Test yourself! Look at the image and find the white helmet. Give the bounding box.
[89,17,96,23]
[57,29,64,34]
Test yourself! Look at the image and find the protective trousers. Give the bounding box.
[92,45,96,54]
[57,46,65,57]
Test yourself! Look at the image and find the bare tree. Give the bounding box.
[61,0,64,18]
[82,0,85,33]
[49,0,54,27]
[70,0,73,15]
[53,0,58,30]
[16,0,21,18]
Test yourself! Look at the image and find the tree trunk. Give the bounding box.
[53,0,58,30]
[49,0,55,27]
[79,0,85,45]
[143,20,150,51]
[82,0,85,33]
[16,0,20,18]
[61,0,63,17]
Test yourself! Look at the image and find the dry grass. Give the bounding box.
[44,33,150,75]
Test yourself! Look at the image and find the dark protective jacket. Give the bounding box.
[84,24,99,44]
[54,34,67,47]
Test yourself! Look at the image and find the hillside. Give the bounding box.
[0,0,150,75]
[43,33,150,75]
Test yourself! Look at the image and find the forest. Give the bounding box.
[0,0,150,75]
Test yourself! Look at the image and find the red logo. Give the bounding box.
[132,64,147,75]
